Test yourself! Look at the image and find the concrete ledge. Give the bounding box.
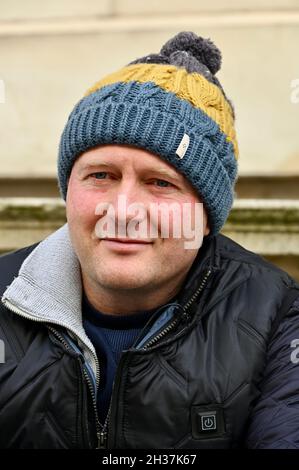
[0,198,66,253]
[1,198,299,256]
[224,199,299,256]
[2,11,299,37]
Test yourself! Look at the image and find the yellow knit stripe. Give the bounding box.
[85,64,239,159]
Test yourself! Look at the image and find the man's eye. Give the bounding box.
[90,172,108,179]
[153,179,173,188]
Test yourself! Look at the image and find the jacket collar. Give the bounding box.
[176,233,221,307]
[1,224,99,378]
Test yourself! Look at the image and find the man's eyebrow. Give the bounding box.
[78,161,113,174]
[148,168,181,180]
[78,161,181,180]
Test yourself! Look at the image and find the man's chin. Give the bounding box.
[95,274,150,292]
[93,262,153,290]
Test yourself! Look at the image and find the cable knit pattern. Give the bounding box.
[84,64,238,157]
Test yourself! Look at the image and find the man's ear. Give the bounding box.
[64,175,70,202]
[202,205,210,237]
[204,223,210,236]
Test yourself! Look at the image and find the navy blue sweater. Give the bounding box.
[82,293,157,425]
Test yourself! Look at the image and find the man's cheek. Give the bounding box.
[68,192,98,222]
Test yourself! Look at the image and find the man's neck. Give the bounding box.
[81,273,185,316]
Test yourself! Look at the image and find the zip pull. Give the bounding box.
[97,431,107,449]
[180,310,191,324]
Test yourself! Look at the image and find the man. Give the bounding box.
[1,31,299,449]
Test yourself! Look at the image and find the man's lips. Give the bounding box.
[101,238,153,244]
[100,237,153,253]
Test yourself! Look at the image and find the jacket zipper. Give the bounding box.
[97,394,114,449]
[82,365,107,448]
[139,268,212,350]
[48,325,109,449]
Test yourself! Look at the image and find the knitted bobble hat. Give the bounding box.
[58,31,239,235]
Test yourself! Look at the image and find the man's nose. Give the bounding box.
[111,179,148,224]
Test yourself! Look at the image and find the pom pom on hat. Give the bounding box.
[160,31,222,75]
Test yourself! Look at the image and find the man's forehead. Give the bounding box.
[76,146,183,178]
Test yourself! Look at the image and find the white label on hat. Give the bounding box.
[176,133,190,159]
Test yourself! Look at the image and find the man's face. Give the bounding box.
[66,144,210,296]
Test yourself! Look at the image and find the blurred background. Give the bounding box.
[0,0,298,279]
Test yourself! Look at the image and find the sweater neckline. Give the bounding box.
[82,292,164,329]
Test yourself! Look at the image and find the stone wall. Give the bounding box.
[0,1,299,180]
